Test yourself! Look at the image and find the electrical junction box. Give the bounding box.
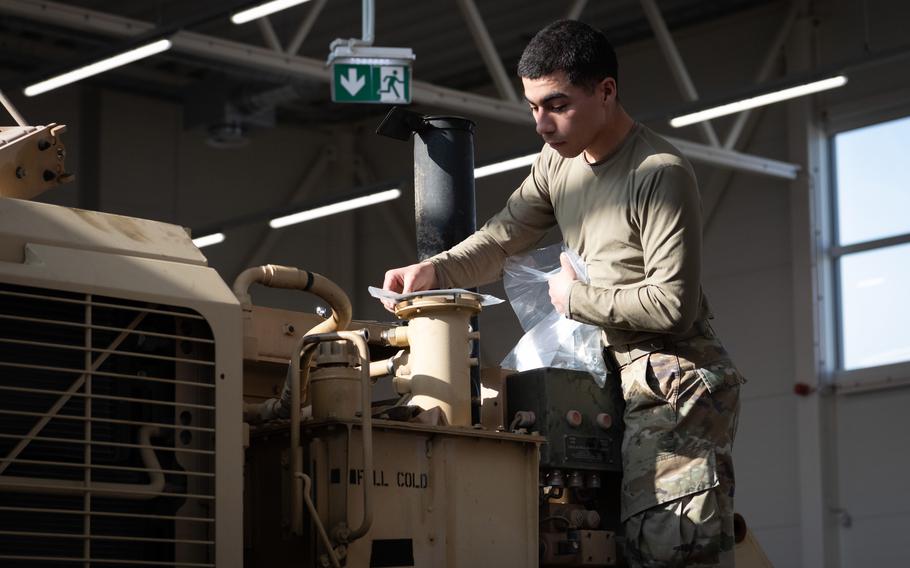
[505,368,623,472]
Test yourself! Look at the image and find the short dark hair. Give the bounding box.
[517,20,618,92]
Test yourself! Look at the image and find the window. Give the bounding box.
[831,115,910,371]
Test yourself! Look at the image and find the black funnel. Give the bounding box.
[376,107,477,259]
[377,107,482,424]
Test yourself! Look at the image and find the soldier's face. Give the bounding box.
[522,71,616,159]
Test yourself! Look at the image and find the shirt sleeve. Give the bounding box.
[567,164,702,334]
[429,149,558,288]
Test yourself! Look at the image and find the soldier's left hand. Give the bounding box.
[548,252,577,316]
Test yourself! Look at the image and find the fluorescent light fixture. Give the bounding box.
[474,153,537,179]
[669,75,848,128]
[269,188,401,229]
[231,0,312,24]
[192,232,226,248]
[24,39,173,97]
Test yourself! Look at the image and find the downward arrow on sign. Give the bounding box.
[340,68,365,96]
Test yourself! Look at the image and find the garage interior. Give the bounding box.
[1,0,909,566]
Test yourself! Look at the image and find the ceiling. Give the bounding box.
[0,0,777,129]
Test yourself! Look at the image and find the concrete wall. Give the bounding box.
[7,0,910,565]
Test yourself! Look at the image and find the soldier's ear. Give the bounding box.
[601,78,617,102]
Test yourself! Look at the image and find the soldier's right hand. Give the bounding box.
[381,261,437,312]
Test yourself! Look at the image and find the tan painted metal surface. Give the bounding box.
[0,199,243,567]
[393,293,482,426]
[735,527,776,567]
[0,196,205,265]
[0,123,73,200]
[309,419,541,567]
[0,189,779,567]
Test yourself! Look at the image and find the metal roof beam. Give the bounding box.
[666,135,799,179]
[640,0,721,147]
[286,0,328,55]
[256,17,283,52]
[702,1,802,236]
[0,0,800,179]
[723,0,800,149]
[0,0,532,122]
[234,148,332,276]
[454,0,521,103]
[566,0,589,20]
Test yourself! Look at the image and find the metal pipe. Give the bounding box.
[297,472,341,568]
[361,0,375,45]
[289,331,373,543]
[289,341,317,535]
[367,350,408,378]
[232,265,352,333]
[369,359,391,378]
[334,330,373,541]
[237,266,352,425]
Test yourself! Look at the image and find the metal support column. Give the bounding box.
[786,6,841,568]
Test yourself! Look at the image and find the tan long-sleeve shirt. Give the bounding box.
[429,123,711,348]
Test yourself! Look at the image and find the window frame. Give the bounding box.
[824,98,910,391]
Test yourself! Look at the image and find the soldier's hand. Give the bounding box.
[381,261,437,312]
[548,253,577,316]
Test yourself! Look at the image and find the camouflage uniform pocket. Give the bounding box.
[645,351,681,405]
[696,359,748,393]
[620,338,743,523]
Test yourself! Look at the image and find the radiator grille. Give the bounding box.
[0,282,217,567]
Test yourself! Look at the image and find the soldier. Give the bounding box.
[381,19,745,567]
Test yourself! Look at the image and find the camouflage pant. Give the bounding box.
[613,335,744,567]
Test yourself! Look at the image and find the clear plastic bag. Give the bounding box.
[500,243,608,387]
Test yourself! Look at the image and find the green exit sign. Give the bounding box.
[331,63,411,104]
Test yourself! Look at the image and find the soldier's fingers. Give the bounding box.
[383,269,403,292]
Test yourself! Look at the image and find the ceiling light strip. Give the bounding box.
[670,75,848,128]
[269,188,401,229]
[473,153,536,179]
[231,0,313,25]
[24,39,173,97]
[191,233,226,248]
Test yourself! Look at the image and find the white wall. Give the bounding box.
[815,2,910,566]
